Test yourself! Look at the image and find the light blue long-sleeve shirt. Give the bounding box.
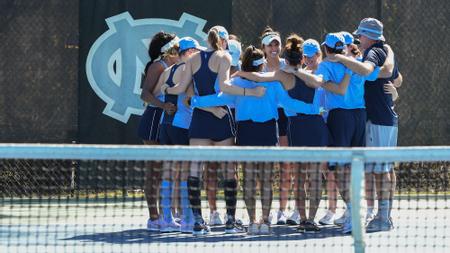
[172,94,192,129]
[159,93,192,129]
[316,60,380,110]
[190,77,315,122]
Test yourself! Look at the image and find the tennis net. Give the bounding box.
[0,144,449,253]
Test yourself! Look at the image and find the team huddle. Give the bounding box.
[138,17,402,236]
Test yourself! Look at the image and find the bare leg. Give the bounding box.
[326,170,338,213]
[143,140,161,220]
[336,165,351,204]
[205,162,218,212]
[365,172,376,214]
[375,172,391,220]
[296,163,307,221]
[389,169,396,219]
[144,162,161,220]
[279,162,292,212]
[307,163,322,221]
[243,162,257,223]
[260,162,274,223]
[292,163,300,212]
[278,136,291,212]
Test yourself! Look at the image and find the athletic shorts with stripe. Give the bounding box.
[365,120,398,174]
[138,106,163,142]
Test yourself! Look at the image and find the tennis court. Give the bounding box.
[1,1,450,253]
[2,198,449,253]
[1,145,449,253]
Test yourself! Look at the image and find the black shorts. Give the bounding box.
[188,108,235,142]
[288,114,330,147]
[159,124,189,145]
[138,106,163,142]
[236,119,278,146]
[327,108,366,147]
[277,108,288,137]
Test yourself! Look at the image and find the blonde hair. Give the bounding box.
[162,44,180,58]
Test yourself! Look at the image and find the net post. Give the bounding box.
[70,141,77,197]
[351,155,366,253]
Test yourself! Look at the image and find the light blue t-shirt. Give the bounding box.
[344,57,380,109]
[315,61,351,111]
[261,58,299,118]
[316,60,380,110]
[190,77,313,122]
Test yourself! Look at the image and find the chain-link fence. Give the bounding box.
[1,158,449,198]
[232,0,450,146]
[0,0,78,143]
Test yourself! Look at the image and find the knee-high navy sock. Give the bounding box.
[187,176,202,218]
[224,179,238,218]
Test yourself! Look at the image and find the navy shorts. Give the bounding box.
[327,108,366,147]
[159,124,189,145]
[277,108,288,137]
[230,108,236,121]
[236,119,278,146]
[138,106,163,142]
[189,108,235,142]
[288,114,329,147]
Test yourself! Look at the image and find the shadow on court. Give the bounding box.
[63,225,348,244]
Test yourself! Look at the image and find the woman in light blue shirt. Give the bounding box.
[259,27,296,225]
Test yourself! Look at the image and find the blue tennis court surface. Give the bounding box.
[1,198,448,253]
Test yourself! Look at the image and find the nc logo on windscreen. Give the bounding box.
[86,12,207,123]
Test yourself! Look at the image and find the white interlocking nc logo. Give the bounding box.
[86,12,207,123]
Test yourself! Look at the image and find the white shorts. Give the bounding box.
[365,120,398,174]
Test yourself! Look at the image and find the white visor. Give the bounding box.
[252,57,266,66]
[262,34,281,46]
[160,36,179,53]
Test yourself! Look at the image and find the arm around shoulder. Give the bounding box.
[166,59,193,95]
[335,54,375,76]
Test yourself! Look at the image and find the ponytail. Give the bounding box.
[208,28,222,51]
[283,34,304,66]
